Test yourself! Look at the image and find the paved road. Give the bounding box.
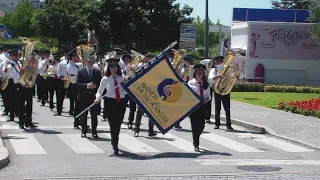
[0,98,319,179]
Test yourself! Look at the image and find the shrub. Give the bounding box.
[232,82,265,92]
[278,98,320,118]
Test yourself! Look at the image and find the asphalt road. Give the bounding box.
[0,98,319,179]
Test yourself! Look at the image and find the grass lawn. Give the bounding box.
[231,92,320,109]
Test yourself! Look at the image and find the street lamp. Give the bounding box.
[204,0,209,58]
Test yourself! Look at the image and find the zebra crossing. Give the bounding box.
[1,124,316,156]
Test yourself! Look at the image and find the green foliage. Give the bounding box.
[308,0,320,39]
[232,82,320,93]
[271,0,310,9]
[0,0,35,37]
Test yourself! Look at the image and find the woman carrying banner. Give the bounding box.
[188,64,217,152]
[94,57,128,156]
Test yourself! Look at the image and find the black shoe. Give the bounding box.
[92,134,99,139]
[113,146,119,155]
[19,124,24,129]
[227,126,234,130]
[69,111,73,116]
[2,112,8,116]
[175,125,182,129]
[74,125,80,130]
[81,133,86,138]
[25,123,37,128]
[6,117,14,122]
[214,126,219,129]
[194,146,200,152]
[128,124,132,129]
[101,118,106,122]
[41,103,45,106]
[134,132,139,137]
[206,119,211,123]
[54,112,61,116]
[148,132,157,137]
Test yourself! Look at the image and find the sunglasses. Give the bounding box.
[87,61,95,64]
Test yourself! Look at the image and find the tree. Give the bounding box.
[33,0,97,45]
[271,0,310,9]
[308,0,320,39]
[0,0,35,37]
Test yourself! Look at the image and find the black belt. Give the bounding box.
[69,74,76,77]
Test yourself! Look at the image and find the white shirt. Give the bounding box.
[38,59,49,75]
[57,59,68,78]
[208,64,223,88]
[47,64,57,78]
[188,78,211,101]
[96,75,126,99]
[4,60,22,83]
[67,61,82,84]
[93,63,100,70]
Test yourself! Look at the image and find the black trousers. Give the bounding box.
[79,94,98,134]
[134,108,154,133]
[16,84,33,125]
[68,83,78,114]
[1,88,8,114]
[48,77,58,109]
[56,79,67,113]
[40,76,48,105]
[214,92,231,127]
[205,88,213,120]
[125,94,136,125]
[106,97,126,148]
[5,79,16,119]
[36,74,41,100]
[190,103,207,147]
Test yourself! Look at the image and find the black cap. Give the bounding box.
[122,54,132,60]
[107,58,120,65]
[183,55,193,63]
[52,54,60,61]
[7,49,19,56]
[114,48,124,55]
[67,48,77,57]
[193,64,206,71]
[213,56,224,61]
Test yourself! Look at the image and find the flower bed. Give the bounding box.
[278,97,320,118]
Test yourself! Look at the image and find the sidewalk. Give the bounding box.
[211,100,320,150]
[0,110,10,169]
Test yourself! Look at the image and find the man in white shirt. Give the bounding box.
[0,46,9,116]
[55,49,70,116]
[38,51,51,106]
[208,56,233,130]
[67,51,82,128]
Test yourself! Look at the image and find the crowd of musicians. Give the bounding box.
[0,45,233,155]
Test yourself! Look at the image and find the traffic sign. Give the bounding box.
[0,24,6,31]
[3,30,13,39]
[209,25,231,33]
[180,23,197,48]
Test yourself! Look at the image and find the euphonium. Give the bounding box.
[47,63,57,78]
[127,50,145,77]
[76,44,95,68]
[214,49,241,95]
[171,49,189,79]
[19,37,38,88]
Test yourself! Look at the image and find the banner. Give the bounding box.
[123,55,203,134]
[248,23,320,60]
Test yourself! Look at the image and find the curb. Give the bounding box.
[0,136,9,170]
[211,113,320,151]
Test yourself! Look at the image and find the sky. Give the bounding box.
[175,0,272,25]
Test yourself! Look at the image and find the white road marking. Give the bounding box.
[0,117,7,122]
[201,133,263,152]
[0,125,110,130]
[103,133,160,153]
[57,134,104,154]
[236,133,314,152]
[196,159,320,166]
[7,134,47,155]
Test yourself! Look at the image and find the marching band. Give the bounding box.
[0,41,235,156]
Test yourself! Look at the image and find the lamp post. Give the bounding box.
[204,0,209,58]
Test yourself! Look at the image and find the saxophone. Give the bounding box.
[214,49,240,95]
[64,73,71,88]
[19,37,38,88]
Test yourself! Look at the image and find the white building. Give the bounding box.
[0,0,41,14]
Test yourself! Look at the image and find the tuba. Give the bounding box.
[76,44,95,68]
[19,37,38,88]
[214,49,241,95]
[127,50,145,77]
[172,49,190,80]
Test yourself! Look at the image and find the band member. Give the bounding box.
[47,55,60,111]
[38,51,50,106]
[188,64,211,151]
[77,56,101,138]
[122,54,136,129]
[0,47,9,116]
[208,56,233,130]
[55,49,72,116]
[3,49,19,122]
[94,57,127,155]
[133,53,157,137]
[67,51,81,117]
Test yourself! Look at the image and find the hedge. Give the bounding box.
[232,82,320,93]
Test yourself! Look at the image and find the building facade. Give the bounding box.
[0,0,41,13]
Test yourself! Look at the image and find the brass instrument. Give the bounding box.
[63,74,71,88]
[47,64,57,78]
[19,37,38,88]
[0,78,8,90]
[171,49,190,80]
[214,49,241,95]
[127,50,145,77]
[76,44,95,68]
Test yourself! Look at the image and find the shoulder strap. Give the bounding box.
[10,63,19,73]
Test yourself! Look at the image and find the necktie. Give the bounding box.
[186,76,189,81]
[88,69,92,80]
[199,82,204,98]
[114,76,120,102]
[17,63,21,71]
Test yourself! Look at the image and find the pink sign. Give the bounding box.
[248,23,320,60]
